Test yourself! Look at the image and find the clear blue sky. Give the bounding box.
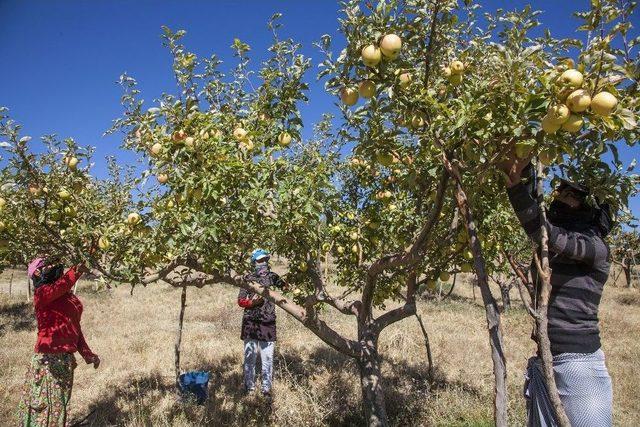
[0,1,637,217]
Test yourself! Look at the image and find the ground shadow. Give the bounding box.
[0,301,35,336]
[76,346,482,426]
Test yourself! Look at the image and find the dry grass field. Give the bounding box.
[1,267,638,426]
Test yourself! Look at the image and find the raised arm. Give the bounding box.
[506,177,606,267]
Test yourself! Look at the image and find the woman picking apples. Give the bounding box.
[17,256,100,426]
[500,157,613,427]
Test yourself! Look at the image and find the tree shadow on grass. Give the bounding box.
[77,356,273,426]
[0,301,35,336]
[77,347,482,426]
[274,346,482,427]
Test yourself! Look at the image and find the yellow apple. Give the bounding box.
[380,34,402,59]
[172,130,186,143]
[351,244,359,254]
[561,114,584,133]
[547,104,570,125]
[340,87,359,106]
[541,115,561,134]
[322,242,331,252]
[98,236,110,250]
[388,203,398,211]
[184,136,195,148]
[361,44,382,67]
[28,185,42,196]
[460,263,472,273]
[350,231,359,240]
[239,139,254,150]
[150,143,163,157]
[336,245,345,255]
[65,156,79,170]
[566,89,591,113]
[127,212,141,225]
[58,189,71,200]
[410,113,425,129]
[464,250,473,260]
[450,60,465,74]
[559,69,583,88]
[426,279,437,290]
[442,66,452,77]
[358,80,376,98]
[157,173,169,184]
[63,206,77,218]
[233,127,248,141]
[278,131,292,147]
[591,91,618,116]
[398,72,412,88]
[439,271,451,282]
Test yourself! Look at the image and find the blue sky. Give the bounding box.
[0,1,637,216]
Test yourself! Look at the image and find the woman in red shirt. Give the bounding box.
[17,257,100,427]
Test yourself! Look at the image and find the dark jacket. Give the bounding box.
[238,265,285,342]
[507,175,611,355]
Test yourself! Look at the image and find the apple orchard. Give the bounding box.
[0,1,638,426]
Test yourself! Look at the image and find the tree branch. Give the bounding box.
[165,264,361,358]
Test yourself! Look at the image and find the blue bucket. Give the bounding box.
[178,371,210,405]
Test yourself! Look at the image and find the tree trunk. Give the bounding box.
[414,312,434,379]
[453,183,508,427]
[175,285,187,387]
[533,162,571,427]
[623,264,632,288]
[500,283,512,312]
[358,332,389,427]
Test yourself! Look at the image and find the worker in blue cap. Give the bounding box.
[237,248,286,400]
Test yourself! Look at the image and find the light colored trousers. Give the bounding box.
[243,339,275,392]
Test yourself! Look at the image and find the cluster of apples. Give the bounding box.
[442,59,465,85]
[340,33,403,106]
[542,68,618,135]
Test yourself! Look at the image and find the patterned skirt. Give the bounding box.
[524,349,613,427]
[17,353,76,427]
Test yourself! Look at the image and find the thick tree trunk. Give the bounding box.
[358,332,389,427]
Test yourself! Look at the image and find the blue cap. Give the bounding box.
[251,248,270,264]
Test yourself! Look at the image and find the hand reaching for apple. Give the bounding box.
[498,152,533,188]
[250,294,264,308]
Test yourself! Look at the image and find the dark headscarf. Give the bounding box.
[548,179,613,238]
[33,264,64,289]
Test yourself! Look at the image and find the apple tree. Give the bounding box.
[319,0,638,425]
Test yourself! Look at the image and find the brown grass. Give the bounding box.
[1,267,638,426]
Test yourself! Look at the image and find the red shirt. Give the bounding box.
[33,266,95,362]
